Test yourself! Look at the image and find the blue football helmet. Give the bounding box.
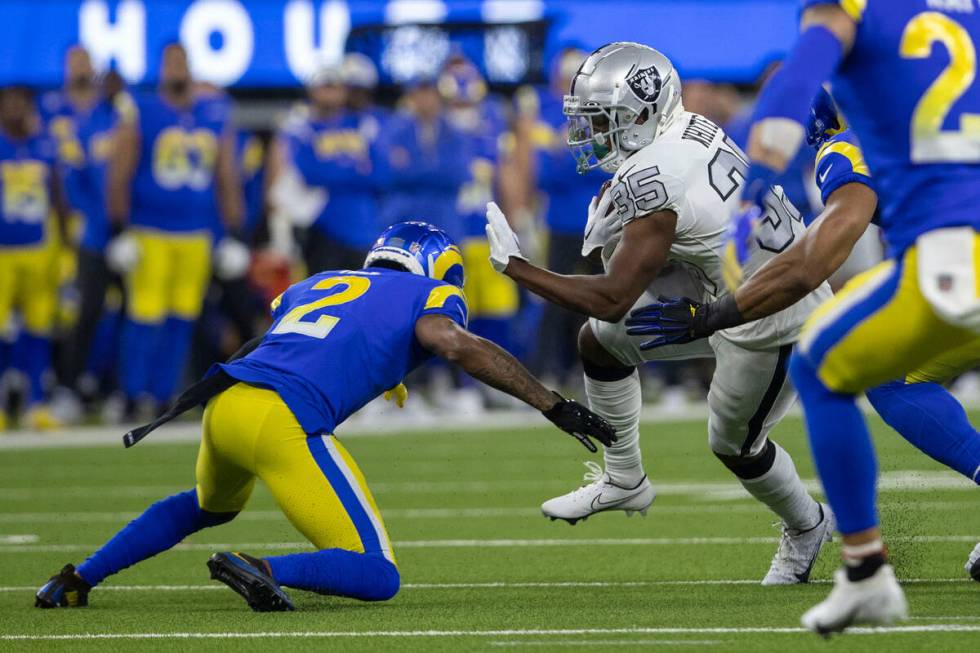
[364,222,465,289]
[806,87,846,148]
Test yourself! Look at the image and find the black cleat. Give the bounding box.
[35,564,91,608]
[208,552,295,612]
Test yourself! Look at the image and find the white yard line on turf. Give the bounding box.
[0,535,977,554]
[0,578,967,593]
[0,498,973,524]
[4,625,980,641]
[0,470,973,500]
[489,640,722,647]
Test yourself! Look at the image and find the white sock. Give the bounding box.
[738,442,821,531]
[584,370,644,487]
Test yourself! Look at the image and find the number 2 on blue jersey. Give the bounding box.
[272,275,372,339]
[901,11,980,163]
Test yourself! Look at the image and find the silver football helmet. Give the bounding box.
[564,42,683,174]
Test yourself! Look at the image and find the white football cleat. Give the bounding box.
[801,564,908,636]
[965,542,980,581]
[541,461,655,525]
[762,503,835,585]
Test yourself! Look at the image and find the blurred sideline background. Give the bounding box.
[1,0,977,434]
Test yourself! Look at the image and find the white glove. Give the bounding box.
[582,186,616,258]
[484,201,527,273]
[214,237,251,281]
[106,233,140,274]
[269,166,327,228]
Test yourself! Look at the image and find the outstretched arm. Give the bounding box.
[502,211,677,322]
[626,181,878,348]
[415,314,616,451]
[735,182,876,320]
[416,314,555,410]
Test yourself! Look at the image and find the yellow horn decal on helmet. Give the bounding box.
[431,245,464,281]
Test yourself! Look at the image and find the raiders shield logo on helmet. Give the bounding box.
[626,66,662,103]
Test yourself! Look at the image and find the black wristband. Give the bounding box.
[697,294,745,336]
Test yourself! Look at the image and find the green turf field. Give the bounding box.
[1,411,979,651]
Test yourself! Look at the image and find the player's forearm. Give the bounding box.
[505,258,633,322]
[735,186,874,321]
[450,334,556,411]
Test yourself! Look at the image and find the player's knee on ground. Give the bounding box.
[578,322,634,380]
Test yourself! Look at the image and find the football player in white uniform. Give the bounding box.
[485,42,835,584]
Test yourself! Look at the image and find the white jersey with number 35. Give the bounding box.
[598,112,830,349]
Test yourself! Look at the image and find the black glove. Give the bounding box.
[542,392,617,453]
[624,294,743,350]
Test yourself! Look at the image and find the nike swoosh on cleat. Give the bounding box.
[590,488,648,511]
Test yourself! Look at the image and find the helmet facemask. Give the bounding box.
[564,96,645,174]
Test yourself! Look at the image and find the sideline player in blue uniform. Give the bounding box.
[729,0,980,633]
[41,46,120,411]
[0,85,70,431]
[34,222,615,611]
[106,43,244,417]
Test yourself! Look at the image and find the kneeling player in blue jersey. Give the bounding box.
[34,222,615,611]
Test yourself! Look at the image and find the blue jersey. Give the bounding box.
[377,113,476,243]
[40,92,117,251]
[129,92,230,233]
[0,131,57,247]
[804,0,980,252]
[282,109,381,249]
[238,131,265,239]
[218,268,468,435]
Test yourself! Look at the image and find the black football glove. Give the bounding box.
[542,392,617,453]
[624,294,744,351]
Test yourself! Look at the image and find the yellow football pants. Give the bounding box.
[196,383,395,563]
[126,229,212,324]
[800,237,980,394]
[462,238,519,318]
[0,242,58,337]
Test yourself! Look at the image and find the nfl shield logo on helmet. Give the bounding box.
[627,66,662,103]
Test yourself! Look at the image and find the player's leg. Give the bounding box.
[539,316,710,523]
[0,249,15,430]
[35,392,246,608]
[16,243,61,428]
[790,247,978,631]
[148,232,212,406]
[706,335,831,584]
[224,384,399,603]
[119,230,170,408]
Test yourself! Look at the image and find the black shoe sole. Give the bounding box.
[207,554,295,612]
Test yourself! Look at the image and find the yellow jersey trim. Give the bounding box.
[425,285,466,310]
[817,140,871,177]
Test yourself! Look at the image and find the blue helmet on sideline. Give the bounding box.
[806,87,846,148]
[364,221,465,289]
